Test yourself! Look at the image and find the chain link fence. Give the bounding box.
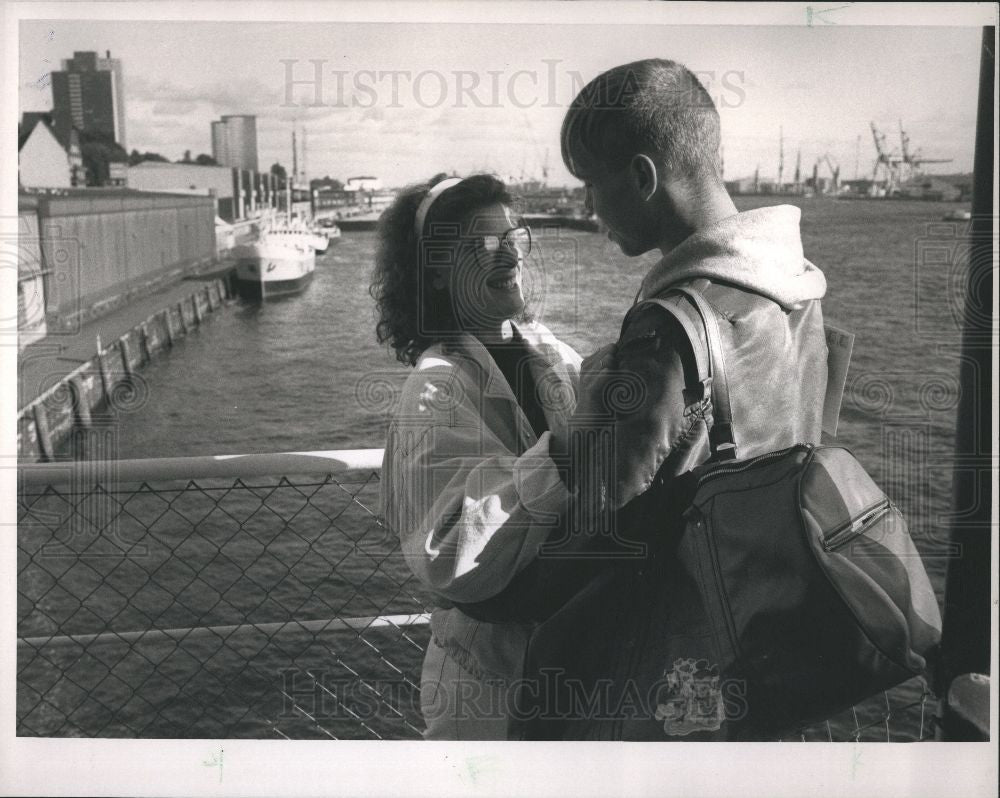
[17,450,937,741]
[18,450,432,739]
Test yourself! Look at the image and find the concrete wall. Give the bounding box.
[17,206,47,350]
[32,191,215,330]
[17,278,232,461]
[128,162,235,199]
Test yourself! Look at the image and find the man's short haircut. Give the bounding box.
[561,59,722,181]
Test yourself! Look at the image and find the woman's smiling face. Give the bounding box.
[447,202,528,330]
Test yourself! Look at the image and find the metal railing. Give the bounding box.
[18,448,431,739]
[17,449,937,740]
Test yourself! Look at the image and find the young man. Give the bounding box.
[508,58,830,739]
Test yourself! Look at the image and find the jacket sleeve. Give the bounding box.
[382,359,571,604]
[604,300,705,510]
[455,306,706,624]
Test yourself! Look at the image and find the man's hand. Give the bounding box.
[576,342,619,420]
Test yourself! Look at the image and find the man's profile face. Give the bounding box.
[574,152,654,258]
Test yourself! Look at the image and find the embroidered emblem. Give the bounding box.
[654,658,725,736]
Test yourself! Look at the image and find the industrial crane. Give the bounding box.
[822,153,841,192]
[777,126,784,189]
[870,122,903,188]
[899,120,953,178]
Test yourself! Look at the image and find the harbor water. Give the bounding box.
[78,195,966,575]
[29,196,968,738]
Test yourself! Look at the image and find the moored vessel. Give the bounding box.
[232,225,316,300]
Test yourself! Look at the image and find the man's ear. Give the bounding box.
[630,154,659,201]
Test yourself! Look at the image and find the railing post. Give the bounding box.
[938,673,990,741]
[935,24,994,712]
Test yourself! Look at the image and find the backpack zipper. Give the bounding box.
[696,444,808,487]
[822,499,893,552]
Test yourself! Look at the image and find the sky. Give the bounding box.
[18,15,984,188]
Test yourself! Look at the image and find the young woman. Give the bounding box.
[372,174,582,739]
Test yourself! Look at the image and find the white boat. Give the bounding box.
[318,221,342,247]
[943,209,971,221]
[267,216,330,254]
[231,225,315,301]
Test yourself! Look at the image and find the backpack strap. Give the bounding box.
[620,284,738,461]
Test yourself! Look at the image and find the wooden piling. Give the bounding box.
[119,336,133,376]
[32,402,54,462]
[161,308,175,347]
[139,322,153,362]
[96,346,114,407]
[69,377,92,428]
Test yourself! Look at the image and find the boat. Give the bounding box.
[943,209,971,221]
[319,221,342,246]
[231,222,316,300]
[267,216,330,254]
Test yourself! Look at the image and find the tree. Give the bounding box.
[195,153,218,166]
[128,149,168,166]
[311,175,343,191]
[180,149,192,163]
[80,131,128,186]
[270,162,287,181]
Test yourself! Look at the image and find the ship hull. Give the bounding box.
[232,239,316,301]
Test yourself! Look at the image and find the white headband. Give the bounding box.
[414,177,464,237]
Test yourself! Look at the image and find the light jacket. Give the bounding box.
[380,320,581,683]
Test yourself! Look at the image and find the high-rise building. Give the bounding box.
[210,121,229,168]
[210,115,258,172]
[51,50,127,150]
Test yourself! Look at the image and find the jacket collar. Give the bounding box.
[437,321,577,442]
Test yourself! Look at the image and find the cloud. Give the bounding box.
[129,73,280,113]
[151,99,200,116]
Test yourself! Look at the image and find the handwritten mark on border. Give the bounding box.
[203,747,224,783]
[806,5,851,26]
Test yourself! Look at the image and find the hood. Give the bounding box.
[640,205,827,309]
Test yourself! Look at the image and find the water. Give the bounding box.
[100,195,968,577]
[27,197,968,738]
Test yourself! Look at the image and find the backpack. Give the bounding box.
[514,285,942,740]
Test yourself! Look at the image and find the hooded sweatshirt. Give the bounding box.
[514,204,832,742]
[612,203,829,509]
[640,205,827,308]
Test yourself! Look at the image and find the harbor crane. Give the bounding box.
[822,153,841,193]
[870,121,953,192]
[870,122,904,191]
[898,120,953,176]
[777,126,784,188]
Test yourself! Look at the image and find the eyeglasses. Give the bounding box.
[475,225,532,257]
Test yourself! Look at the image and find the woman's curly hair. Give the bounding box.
[370,173,523,366]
